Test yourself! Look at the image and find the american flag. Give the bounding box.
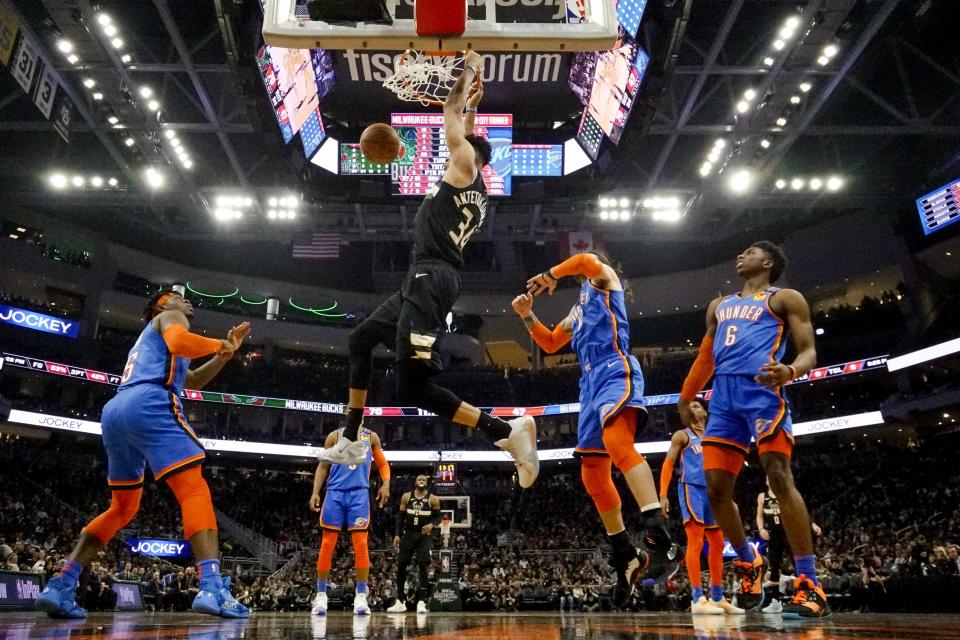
[292,233,340,259]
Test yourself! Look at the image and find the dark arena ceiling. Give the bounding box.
[0,0,957,291]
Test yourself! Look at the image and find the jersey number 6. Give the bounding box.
[724,325,738,346]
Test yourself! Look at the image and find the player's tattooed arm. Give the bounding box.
[465,84,483,135]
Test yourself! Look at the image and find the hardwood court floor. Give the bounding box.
[5,611,960,639]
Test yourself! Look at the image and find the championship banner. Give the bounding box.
[8,32,38,93]
[1,351,889,416]
[0,3,19,66]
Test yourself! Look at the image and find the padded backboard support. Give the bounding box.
[416,0,467,37]
[263,0,618,52]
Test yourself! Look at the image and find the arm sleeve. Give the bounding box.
[659,459,675,498]
[550,253,604,280]
[395,503,404,537]
[529,321,572,354]
[430,504,443,526]
[680,335,716,402]
[162,324,222,359]
[372,447,390,482]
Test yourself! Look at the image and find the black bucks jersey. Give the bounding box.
[412,172,487,269]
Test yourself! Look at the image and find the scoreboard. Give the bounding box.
[916,177,960,235]
[435,463,457,486]
[616,0,649,39]
[340,143,390,175]
[576,111,604,159]
[513,144,563,177]
[390,113,513,196]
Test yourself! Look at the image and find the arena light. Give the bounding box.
[92,92,103,101]
[82,78,96,88]
[823,43,839,58]
[652,209,681,223]
[48,173,68,190]
[66,53,79,65]
[182,159,193,170]
[743,88,757,101]
[799,82,812,93]
[139,86,153,99]
[772,39,785,51]
[714,139,726,149]
[108,177,118,187]
[102,23,118,38]
[121,54,132,64]
[817,55,830,66]
[776,117,788,127]
[56,39,73,53]
[107,115,119,125]
[791,177,805,190]
[90,176,103,188]
[71,175,85,188]
[164,129,176,140]
[111,37,124,50]
[763,56,774,67]
[760,139,771,149]
[826,176,844,191]
[699,162,712,177]
[599,210,610,221]
[727,168,753,194]
[809,177,822,191]
[124,137,134,147]
[775,178,786,190]
[147,100,160,112]
[736,100,750,114]
[790,95,801,105]
[97,13,112,26]
[144,167,165,190]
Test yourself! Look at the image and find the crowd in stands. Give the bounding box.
[0,290,78,320]
[2,431,958,613]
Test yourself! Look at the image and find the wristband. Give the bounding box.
[786,364,797,380]
[544,269,558,282]
[465,107,477,113]
[465,64,479,78]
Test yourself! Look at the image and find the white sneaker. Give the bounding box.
[311,592,328,616]
[316,436,368,465]
[353,592,370,616]
[416,600,428,614]
[761,598,783,614]
[691,596,724,615]
[713,598,746,615]
[495,416,539,488]
[387,599,407,613]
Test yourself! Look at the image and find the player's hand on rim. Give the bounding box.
[511,294,533,318]
[464,50,483,74]
[526,270,558,296]
[754,361,793,388]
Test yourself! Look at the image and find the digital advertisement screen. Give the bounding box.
[576,111,604,160]
[513,144,563,177]
[390,113,513,196]
[340,143,390,175]
[0,571,42,611]
[112,580,145,612]
[617,0,649,39]
[916,177,960,235]
[300,109,326,159]
[587,42,650,144]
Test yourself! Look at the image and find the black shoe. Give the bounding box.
[640,538,679,585]
[610,544,644,608]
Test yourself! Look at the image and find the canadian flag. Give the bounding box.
[561,231,594,258]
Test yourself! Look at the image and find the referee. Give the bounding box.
[387,475,441,614]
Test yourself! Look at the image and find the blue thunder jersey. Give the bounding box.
[326,428,372,492]
[571,281,633,369]
[713,287,786,376]
[679,428,706,487]
[118,323,190,395]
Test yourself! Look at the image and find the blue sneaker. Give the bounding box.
[36,576,88,619]
[192,587,250,618]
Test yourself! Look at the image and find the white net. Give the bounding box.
[382,50,467,106]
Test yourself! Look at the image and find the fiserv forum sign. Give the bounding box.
[0,305,79,338]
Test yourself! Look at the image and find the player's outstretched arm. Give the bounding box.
[677,297,722,428]
[186,322,251,390]
[526,253,611,296]
[309,431,337,511]
[443,51,484,187]
[756,289,817,388]
[658,430,689,515]
[465,84,483,136]
[511,294,573,354]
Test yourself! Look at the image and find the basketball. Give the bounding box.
[360,123,401,165]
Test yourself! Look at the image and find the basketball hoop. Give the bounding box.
[439,516,452,547]
[382,50,481,107]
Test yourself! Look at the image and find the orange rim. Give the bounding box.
[398,49,482,107]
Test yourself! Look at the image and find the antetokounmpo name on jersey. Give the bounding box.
[453,190,488,221]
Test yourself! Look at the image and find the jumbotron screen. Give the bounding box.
[340,143,390,175]
[390,113,513,196]
[513,144,563,177]
[916,177,960,235]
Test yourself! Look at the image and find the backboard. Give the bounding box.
[262,0,618,52]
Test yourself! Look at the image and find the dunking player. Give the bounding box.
[677,241,829,618]
[308,425,391,616]
[660,400,743,615]
[515,252,678,607]
[756,476,822,613]
[36,290,250,618]
[387,474,441,614]
[316,51,538,487]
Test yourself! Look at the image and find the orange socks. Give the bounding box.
[165,466,217,539]
[580,456,621,513]
[685,522,705,589]
[603,409,645,473]
[351,531,370,570]
[84,488,142,544]
[705,526,725,588]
